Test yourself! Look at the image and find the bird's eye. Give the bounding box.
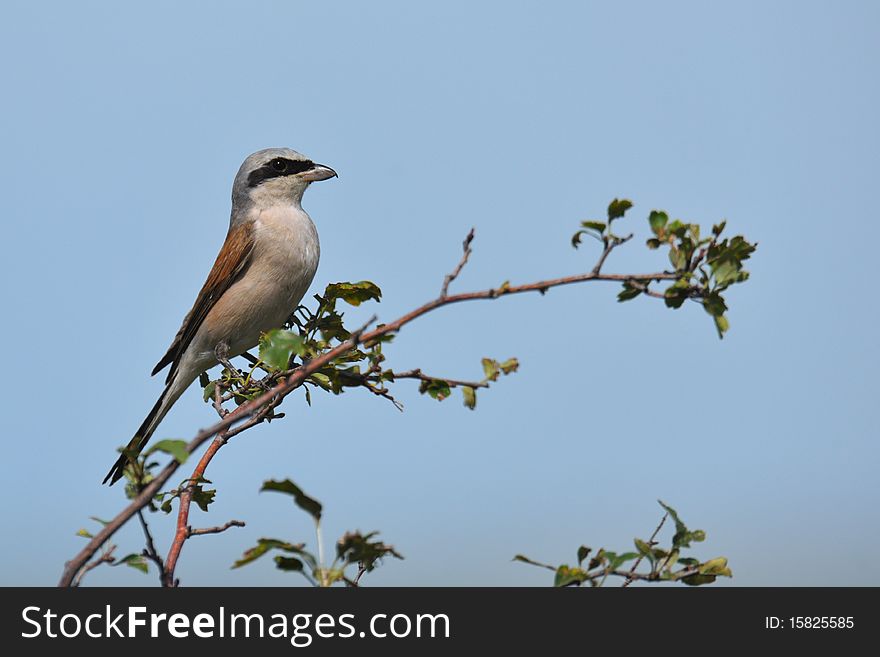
[271,159,287,172]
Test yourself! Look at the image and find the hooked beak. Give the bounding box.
[301,163,338,182]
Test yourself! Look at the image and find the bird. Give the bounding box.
[103,148,337,485]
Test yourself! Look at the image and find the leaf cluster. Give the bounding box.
[573,199,756,338]
[233,479,402,587]
[514,500,732,587]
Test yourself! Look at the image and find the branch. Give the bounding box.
[162,437,225,587]
[188,520,245,537]
[59,229,678,586]
[560,564,702,586]
[624,279,665,299]
[391,368,489,389]
[163,402,276,587]
[137,510,166,585]
[59,318,380,587]
[593,233,633,275]
[72,545,116,587]
[440,228,474,297]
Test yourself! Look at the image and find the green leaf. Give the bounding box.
[712,261,739,286]
[668,246,688,270]
[587,548,607,570]
[232,538,309,568]
[191,485,216,512]
[607,551,640,571]
[663,549,680,571]
[316,310,350,342]
[663,278,690,309]
[259,329,305,370]
[607,198,633,221]
[712,220,726,237]
[274,556,305,572]
[499,358,520,375]
[634,538,653,558]
[115,553,148,574]
[618,282,642,302]
[580,220,606,233]
[682,573,717,586]
[648,210,669,235]
[419,379,452,401]
[261,479,323,522]
[576,546,591,566]
[658,500,686,535]
[482,358,500,381]
[512,554,555,571]
[336,531,403,572]
[703,293,728,317]
[202,381,216,402]
[554,565,589,587]
[147,439,189,465]
[324,281,382,306]
[658,500,708,549]
[76,528,93,539]
[309,372,332,390]
[667,220,687,237]
[462,385,476,410]
[699,557,732,577]
[714,314,729,339]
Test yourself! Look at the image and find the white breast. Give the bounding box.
[187,204,320,361]
[251,204,321,317]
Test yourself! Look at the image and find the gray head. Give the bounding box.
[231,147,337,215]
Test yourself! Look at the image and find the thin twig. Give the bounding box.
[593,234,633,275]
[137,510,166,585]
[622,512,668,588]
[626,279,665,299]
[441,229,475,297]
[188,520,245,537]
[391,368,489,389]
[72,545,116,587]
[212,376,228,417]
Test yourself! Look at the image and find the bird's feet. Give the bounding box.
[214,342,243,380]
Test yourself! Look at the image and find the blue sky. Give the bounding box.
[1,1,877,586]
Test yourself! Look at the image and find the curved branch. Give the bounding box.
[163,398,278,586]
[59,232,676,587]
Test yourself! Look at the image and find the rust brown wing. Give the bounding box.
[151,221,255,383]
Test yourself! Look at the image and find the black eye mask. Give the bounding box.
[247,158,315,187]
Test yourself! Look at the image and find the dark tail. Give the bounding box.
[103,387,170,486]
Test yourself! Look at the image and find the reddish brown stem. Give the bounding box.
[162,435,227,587]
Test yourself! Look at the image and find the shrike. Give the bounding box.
[104,148,337,485]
